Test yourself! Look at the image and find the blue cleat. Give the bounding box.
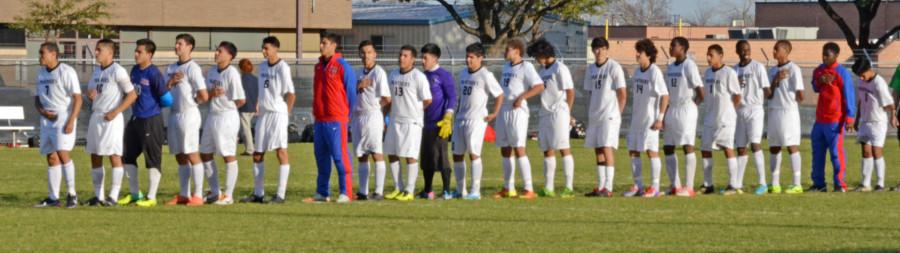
[754,185,768,195]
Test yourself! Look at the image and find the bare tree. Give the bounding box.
[819,0,898,54]
[607,0,670,26]
[686,0,721,26]
[724,0,754,26]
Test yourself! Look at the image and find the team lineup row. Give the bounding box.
[30,33,899,208]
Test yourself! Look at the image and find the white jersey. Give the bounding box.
[500,61,543,110]
[388,68,432,125]
[666,58,703,107]
[36,63,81,112]
[538,61,574,114]
[166,60,206,112]
[205,65,246,113]
[583,59,627,126]
[354,65,390,114]
[733,60,770,107]
[257,60,295,113]
[88,63,133,114]
[767,62,804,110]
[631,65,669,129]
[456,67,503,121]
[858,75,894,123]
[702,66,741,128]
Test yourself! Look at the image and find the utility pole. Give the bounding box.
[296,0,303,60]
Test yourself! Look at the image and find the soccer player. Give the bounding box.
[85,39,137,206]
[241,36,296,204]
[164,34,209,206]
[733,40,771,195]
[810,42,856,192]
[765,40,805,194]
[891,63,900,191]
[452,42,503,200]
[493,39,544,199]
[353,40,391,201]
[625,39,669,198]
[124,39,172,207]
[384,45,432,201]
[33,42,83,208]
[851,58,896,192]
[419,43,457,200]
[527,39,575,198]
[200,41,246,205]
[309,33,357,203]
[700,44,742,195]
[663,37,704,196]
[583,37,626,198]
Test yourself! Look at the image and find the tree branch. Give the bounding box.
[436,0,480,36]
[874,25,900,48]
[818,0,859,48]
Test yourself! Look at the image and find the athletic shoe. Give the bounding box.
[560,188,575,198]
[336,194,352,203]
[166,195,190,206]
[699,185,716,195]
[492,188,517,199]
[754,185,768,195]
[117,192,144,206]
[204,191,221,204]
[874,185,886,192]
[853,186,873,192]
[667,187,680,196]
[356,192,368,201]
[269,195,285,204]
[642,187,662,198]
[385,190,402,200]
[806,185,827,193]
[86,197,111,207]
[135,198,157,207]
[303,194,329,203]
[537,188,556,197]
[675,188,695,197]
[239,194,266,204]
[584,188,604,197]
[834,187,847,193]
[785,185,804,194]
[721,185,740,196]
[892,184,900,191]
[395,191,414,201]
[464,193,481,200]
[186,195,204,206]
[769,185,783,194]
[370,193,385,201]
[64,194,78,209]
[442,191,454,200]
[214,196,234,205]
[34,198,60,208]
[622,185,643,197]
[417,191,434,200]
[452,190,464,199]
[518,190,537,199]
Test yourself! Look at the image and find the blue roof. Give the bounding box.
[352,4,473,25]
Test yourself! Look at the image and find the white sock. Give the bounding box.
[124,164,140,196]
[277,164,290,199]
[650,157,661,191]
[390,161,403,191]
[502,156,514,190]
[861,157,874,188]
[631,157,643,189]
[685,153,697,189]
[224,161,238,197]
[358,161,370,195]
[178,164,191,197]
[191,163,204,197]
[790,152,802,186]
[109,167,124,201]
[374,161,386,195]
[63,161,76,196]
[517,156,533,191]
[47,165,62,200]
[252,162,265,196]
[702,157,713,187]
[471,159,483,195]
[204,161,220,195]
[406,163,419,193]
[562,155,574,190]
[736,155,748,188]
[770,152,782,187]
[454,161,467,194]
[91,167,105,200]
[665,154,680,188]
[597,165,607,190]
[875,157,885,188]
[606,163,615,192]
[543,156,557,190]
[753,151,766,186]
[727,157,738,188]
[148,168,161,200]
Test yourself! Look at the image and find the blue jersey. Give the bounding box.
[130,64,168,119]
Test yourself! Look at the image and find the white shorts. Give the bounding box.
[384,122,422,158]
[627,127,659,152]
[585,117,621,149]
[663,104,698,146]
[86,112,124,156]
[452,119,488,156]
[735,106,765,147]
[701,124,735,151]
[200,111,240,157]
[495,107,529,148]
[857,121,888,147]
[767,108,802,147]
[168,108,202,155]
[254,111,289,152]
[538,110,571,151]
[39,110,77,155]
[351,112,385,157]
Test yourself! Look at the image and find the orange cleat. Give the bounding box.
[186,195,204,206]
[165,195,190,206]
[518,190,537,199]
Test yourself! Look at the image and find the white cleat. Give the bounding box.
[214,197,234,205]
[336,194,352,203]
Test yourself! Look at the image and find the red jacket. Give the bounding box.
[812,62,856,125]
[313,52,357,123]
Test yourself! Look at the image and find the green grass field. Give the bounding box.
[2,139,900,252]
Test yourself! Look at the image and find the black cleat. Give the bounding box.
[239,194,266,204]
[874,185,886,192]
[700,185,716,195]
[86,197,112,206]
[34,198,60,208]
[356,192,368,201]
[269,195,285,204]
[369,193,385,201]
[65,194,78,209]
[806,186,828,192]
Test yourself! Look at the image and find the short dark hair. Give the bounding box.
[175,33,195,51]
[465,43,485,57]
[852,57,872,76]
[526,38,556,59]
[96,38,115,51]
[40,42,59,57]
[399,44,417,58]
[507,39,526,57]
[823,42,840,55]
[591,37,609,50]
[358,40,375,50]
[322,33,341,45]
[736,39,749,50]
[135,38,156,55]
[671,36,689,52]
[708,44,724,55]
[635,38,658,63]
[420,43,441,58]
[262,36,280,48]
[218,41,238,59]
[775,40,792,52]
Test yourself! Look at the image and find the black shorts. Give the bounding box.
[420,127,450,172]
[123,114,165,169]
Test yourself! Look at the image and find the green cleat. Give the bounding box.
[769,185,782,194]
[395,191,414,201]
[559,188,575,198]
[117,192,144,206]
[135,198,157,207]
[385,190,401,200]
[537,188,556,197]
[784,185,803,194]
